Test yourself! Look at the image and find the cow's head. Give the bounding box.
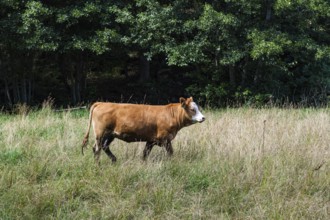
[180,97,205,123]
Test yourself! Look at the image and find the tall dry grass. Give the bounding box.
[0,107,329,219]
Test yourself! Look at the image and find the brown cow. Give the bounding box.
[81,97,205,163]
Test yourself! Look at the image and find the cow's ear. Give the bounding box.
[189,96,193,102]
[185,97,192,107]
[180,97,186,107]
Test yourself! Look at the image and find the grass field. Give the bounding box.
[0,106,329,219]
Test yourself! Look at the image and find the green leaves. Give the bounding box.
[316,46,330,60]
[19,1,57,51]
[248,29,292,59]
[166,42,206,66]
[275,0,330,16]
[71,28,120,54]
[199,4,239,30]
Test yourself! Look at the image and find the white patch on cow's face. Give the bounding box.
[189,102,205,123]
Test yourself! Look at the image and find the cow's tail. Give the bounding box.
[81,103,98,155]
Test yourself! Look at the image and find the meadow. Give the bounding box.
[0,106,329,219]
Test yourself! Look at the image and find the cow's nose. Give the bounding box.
[201,117,206,122]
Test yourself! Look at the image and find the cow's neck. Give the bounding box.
[169,104,192,129]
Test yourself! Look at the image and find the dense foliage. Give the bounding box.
[0,0,329,107]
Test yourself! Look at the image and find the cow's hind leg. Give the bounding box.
[93,138,102,165]
[165,141,173,157]
[143,142,155,160]
[102,136,117,163]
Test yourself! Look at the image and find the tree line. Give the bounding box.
[0,0,329,108]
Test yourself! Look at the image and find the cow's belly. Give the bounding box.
[114,132,152,142]
[111,120,177,143]
[112,127,157,143]
[112,128,175,143]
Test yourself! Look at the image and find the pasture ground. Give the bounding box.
[0,106,329,219]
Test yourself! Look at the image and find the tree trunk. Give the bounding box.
[254,61,263,85]
[4,79,12,106]
[265,0,273,21]
[28,79,32,104]
[13,80,20,103]
[78,54,84,102]
[21,78,27,104]
[75,80,81,104]
[139,54,150,82]
[69,70,77,105]
[229,65,236,87]
[241,56,249,87]
[28,53,39,104]
[73,53,85,104]
[58,53,85,105]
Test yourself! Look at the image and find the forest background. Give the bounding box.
[0,0,329,108]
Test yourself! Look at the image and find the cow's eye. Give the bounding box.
[191,109,196,113]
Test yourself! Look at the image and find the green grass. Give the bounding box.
[0,107,329,219]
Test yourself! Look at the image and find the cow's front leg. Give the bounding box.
[143,142,155,160]
[165,141,173,157]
